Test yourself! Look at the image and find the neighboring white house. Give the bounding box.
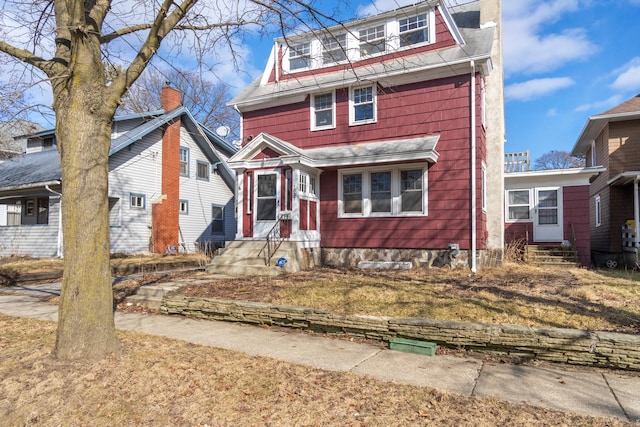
[0,86,236,258]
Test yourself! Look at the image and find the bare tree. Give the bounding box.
[0,0,333,361]
[534,150,585,170]
[119,67,239,136]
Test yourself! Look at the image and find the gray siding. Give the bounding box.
[0,197,60,257]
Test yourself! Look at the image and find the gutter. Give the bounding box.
[470,60,477,273]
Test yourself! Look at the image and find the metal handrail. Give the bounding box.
[259,213,290,266]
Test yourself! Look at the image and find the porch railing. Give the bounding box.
[505,150,530,173]
[259,212,291,266]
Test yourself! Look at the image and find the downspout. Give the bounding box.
[470,61,477,273]
[45,185,63,258]
[634,177,640,256]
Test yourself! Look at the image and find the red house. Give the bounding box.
[225,0,505,272]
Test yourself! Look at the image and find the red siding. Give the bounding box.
[269,8,457,84]
[563,185,591,266]
[300,199,308,230]
[309,200,317,231]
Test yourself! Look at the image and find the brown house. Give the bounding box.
[572,94,640,267]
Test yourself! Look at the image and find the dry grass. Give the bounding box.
[0,253,208,275]
[180,263,640,333]
[0,314,630,427]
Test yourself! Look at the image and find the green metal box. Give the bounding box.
[389,337,436,356]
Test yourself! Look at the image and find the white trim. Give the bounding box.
[505,189,532,223]
[595,194,601,228]
[337,164,428,218]
[349,83,378,126]
[310,91,336,131]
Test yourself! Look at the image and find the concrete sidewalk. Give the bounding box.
[0,294,638,423]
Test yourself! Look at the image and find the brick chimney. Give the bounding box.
[152,85,182,254]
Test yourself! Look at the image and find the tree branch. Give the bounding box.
[0,41,55,76]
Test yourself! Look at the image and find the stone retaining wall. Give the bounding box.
[161,296,640,371]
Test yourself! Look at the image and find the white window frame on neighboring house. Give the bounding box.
[481,162,487,212]
[349,84,377,125]
[211,204,225,235]
[338,165,428,218]
[130,193,146,210]
[179,199,189,215]
[179,147,189,177]
[197,160,210,181]
[311,91,336,130]
[505,189,531,222]
[398,12,431,47]
[595,195,601,227]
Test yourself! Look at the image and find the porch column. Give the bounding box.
[291,167,301,239]
[235,171,244,240]
[635,177,639,252]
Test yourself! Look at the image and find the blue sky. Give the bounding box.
[237,0,640,164]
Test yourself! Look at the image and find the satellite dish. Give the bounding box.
[215,126,231,137]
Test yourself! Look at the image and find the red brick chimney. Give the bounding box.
[152,85,182,254]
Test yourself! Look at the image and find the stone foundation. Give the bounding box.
[321,248,503,269]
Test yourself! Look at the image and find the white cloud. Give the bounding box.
[574,94,625,112]
[505,77,575,101]
[610,57,640,92]
[503,0,597,76]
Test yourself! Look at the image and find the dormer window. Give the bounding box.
[322,34,347,64]
[359,25,386,56]
[289,42,311,70]
[399,13,429,47]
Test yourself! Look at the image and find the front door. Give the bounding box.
[533,188,563,242]
[253,171,280,237]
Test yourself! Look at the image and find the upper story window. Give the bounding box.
[359,25,386,56]
[179,147,189,176]
[399,13,429,47]
[130,193,145,210]
[197,160,210,181]
[311,92,335,130]
[350,85,377,125]
[322,33,347,64]
[289,42,311,70]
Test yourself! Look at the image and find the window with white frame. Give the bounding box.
[399,13,429,47]
[506,190,530,221]
[179,147,189,176]
[197,161,210,181]
[289,42,311,70]
[211,205,224,234]
[339,166,427,217]
[595,195,601,227]
[130,193,145,209]
[321,33,346,64]
[350,85,376,125]
[109,197,121,226]
[359,25,385,56]
[179,199,189,214]
[298,173,317,197]
[311,92,335,130]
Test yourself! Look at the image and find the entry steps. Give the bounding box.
[205,240,301,276]
[526,245,579,267]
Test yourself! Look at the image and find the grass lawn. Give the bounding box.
[180,263,640,334]
[0,314,631,427]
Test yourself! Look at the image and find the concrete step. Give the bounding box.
[206,264,284,277]
[125,294,163,310]
[211,256,268,266]
[125,283,183,309]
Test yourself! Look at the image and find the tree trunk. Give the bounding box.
[52,28,120,361]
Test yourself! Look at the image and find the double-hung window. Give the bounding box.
[359,25,385,56]
[311,92,335,130]
[595,195,601,227]
[197,161,210,181]
[289,42,311,70]
[211,205,224,235]
[350,85,376,125]
[179,147,189,176]
[399,13,429,47]
[506,190,530,221]
[321,33,346,64]
[339,166,427,217]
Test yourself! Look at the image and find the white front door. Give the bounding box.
[253,171,280,237]
[533,188,563,242]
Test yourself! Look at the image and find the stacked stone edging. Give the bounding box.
[161,295,640,371]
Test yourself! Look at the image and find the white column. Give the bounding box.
[235,171,244,240]
[291,168,301,239]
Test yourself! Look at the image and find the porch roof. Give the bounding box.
[608,171,640,187]
[227,132,440,170]
[0,148,60,190]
